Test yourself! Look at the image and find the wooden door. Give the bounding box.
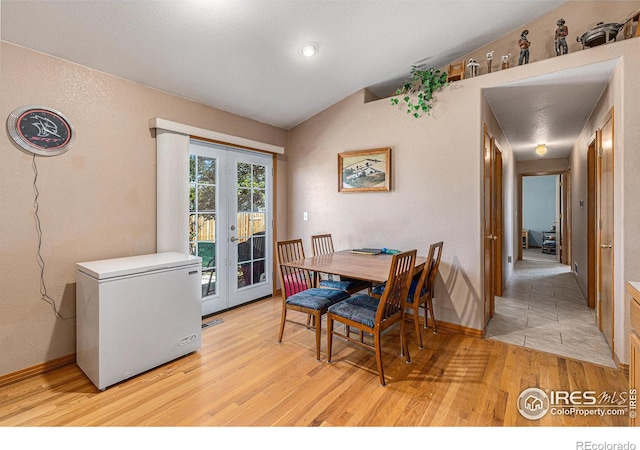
[587,140,596,309]
[559,172,566,264]
[598,110,614,355]
[494,148,503,298]
[483,125,495,328]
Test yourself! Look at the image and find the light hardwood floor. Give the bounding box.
[0,295,630,427]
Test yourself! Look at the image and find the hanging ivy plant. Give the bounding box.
[390,66,448,118]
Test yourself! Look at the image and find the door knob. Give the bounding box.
[600,243,612,249]
[230,236,238,242]
[486,234,494,240]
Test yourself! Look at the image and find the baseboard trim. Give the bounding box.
[436,320,484,338]
[613,352,629,375]
[0,354,76,388]
[407,313,483,338]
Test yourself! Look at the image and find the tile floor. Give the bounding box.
[485,248,615,368]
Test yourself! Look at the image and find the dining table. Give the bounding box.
[280,249,426,285]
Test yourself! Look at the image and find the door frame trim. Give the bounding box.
[596,107,615,357]
[517,170,569,265]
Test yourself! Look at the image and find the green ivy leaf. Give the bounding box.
[390,66,448,118]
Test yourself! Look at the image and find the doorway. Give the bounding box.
[518,170,569,265]
[189,139,274,316]
[486,165,615,367]
[521,174,561,261]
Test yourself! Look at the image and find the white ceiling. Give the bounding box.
[1,0,616,160]
[484,58,618,160]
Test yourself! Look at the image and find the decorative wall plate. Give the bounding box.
[7,105,75,156]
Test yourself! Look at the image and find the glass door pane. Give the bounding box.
[189,154,218,297]
[189,139,272,315]
[228,151,272,308]
[236,162,267,288]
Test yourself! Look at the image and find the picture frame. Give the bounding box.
[338,147,391,193]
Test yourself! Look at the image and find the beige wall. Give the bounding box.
[0,42,287,376]
[287,37,640,363]
[2,1,640,378]
[288,84,486,330]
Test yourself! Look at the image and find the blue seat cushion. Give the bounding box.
[286,287,349,310]
[371,275,426,303]
[319,278,369,292]
[328,294,380,328]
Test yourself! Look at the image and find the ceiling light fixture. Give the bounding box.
[300,42,319,57]
[535,144,547,156]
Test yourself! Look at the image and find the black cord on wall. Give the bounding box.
[32,154,75,322]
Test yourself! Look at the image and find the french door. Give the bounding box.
[189,139,273,316]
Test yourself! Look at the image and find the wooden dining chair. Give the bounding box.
[276,239,349,361]
[311,234,372,295]
[326,249,416,386]
[371,241,443,349]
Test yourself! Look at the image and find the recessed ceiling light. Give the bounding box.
[300,42,319,57]
[536,144,547,155]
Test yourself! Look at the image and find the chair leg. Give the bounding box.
[278,307,287,343]
[374,331,386,386]
[400,318,411,364]
[327,314,334,363]
[426,297,438,334]
[314,311,322,361]
[413,305,424,349]
[206,269,215,295]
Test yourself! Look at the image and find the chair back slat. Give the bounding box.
[413,241,443,296]
[276,239,312,298]
[425,241,443,292]
[377,250,416,323]
[311,234,335,256]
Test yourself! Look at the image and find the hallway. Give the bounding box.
[485,248,615,368]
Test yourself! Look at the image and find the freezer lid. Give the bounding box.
[77,252,202,280]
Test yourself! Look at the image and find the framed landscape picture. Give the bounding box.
[338,147,391,193]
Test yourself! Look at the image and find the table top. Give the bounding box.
[281,249,426,284]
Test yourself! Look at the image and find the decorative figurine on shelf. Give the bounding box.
[467,58,479,77]
[501,53,511,69]
[486,51,494,73]
[555,18,569,55]
[518,29,530,65]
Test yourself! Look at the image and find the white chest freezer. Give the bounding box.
[76,252,202,390]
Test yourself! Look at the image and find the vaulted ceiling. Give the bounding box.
[1,1,617,160]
